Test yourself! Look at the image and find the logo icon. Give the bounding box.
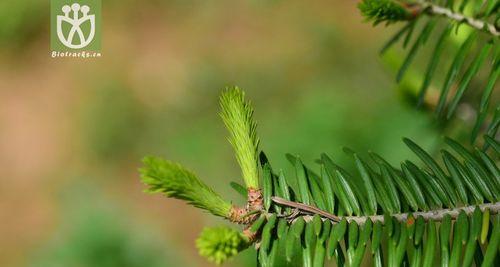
[57,3,95,49]
[51,0,101,58]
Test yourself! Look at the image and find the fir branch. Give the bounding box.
[220,86,260,189]
[140,18,500,264]
[272,196,500,224]
[359,0,500,37]
[424,2,500,37]
[140,156,232,218]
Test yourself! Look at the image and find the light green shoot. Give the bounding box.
[219,86,260,189]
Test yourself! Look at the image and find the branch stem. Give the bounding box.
[418,1,499,37]
[272,196,500,224]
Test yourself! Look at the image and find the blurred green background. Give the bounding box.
[0,1,449,266]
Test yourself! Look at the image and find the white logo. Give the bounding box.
[57,3,95,49]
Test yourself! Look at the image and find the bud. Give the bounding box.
[358,0,415,25]
[196,227,250,265]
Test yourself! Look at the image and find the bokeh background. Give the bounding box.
[0,0,468,266]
